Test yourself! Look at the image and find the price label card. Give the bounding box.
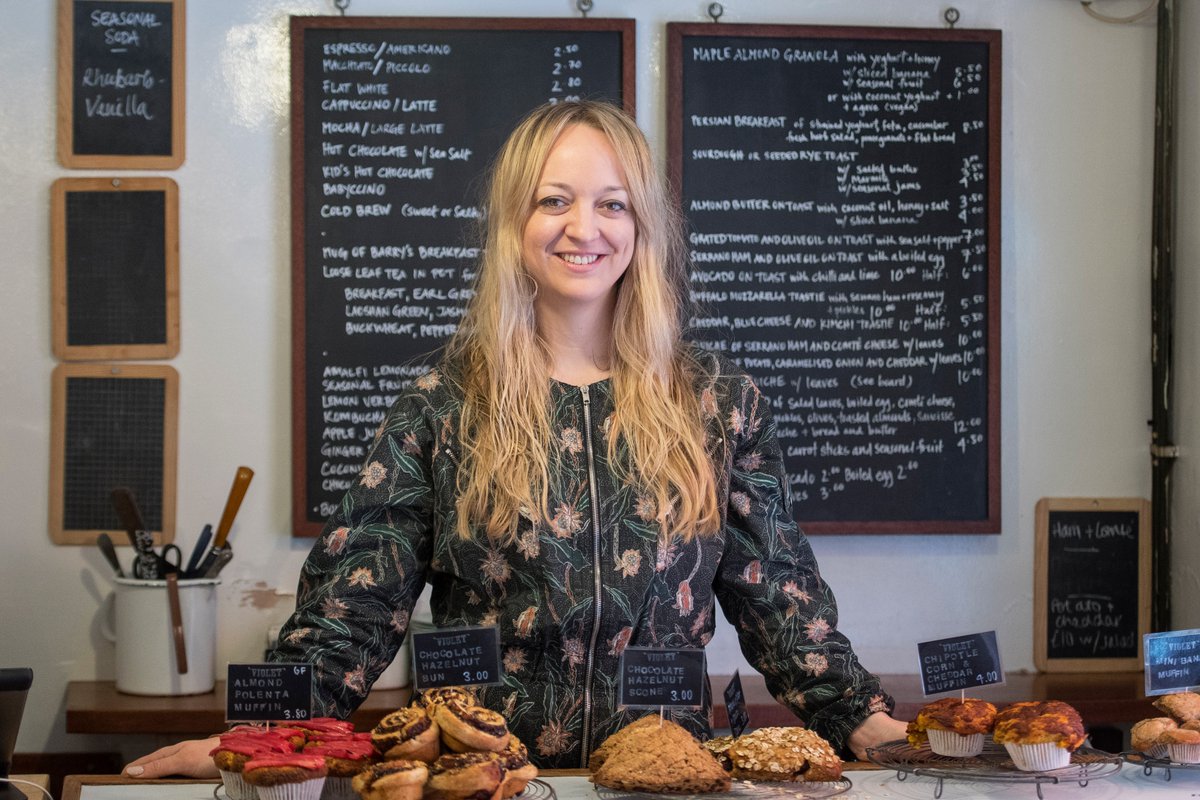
[619,647,705,708]
[723,670,750,738]
[226,663,313,723]
[916,631,1004,696]
[1145,628,1200,695]
[411,625,502,690]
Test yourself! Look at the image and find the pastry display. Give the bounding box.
[242,752,330,800]
[725,727,842,782]
[352,760,430,800]
[589,716,731,793]
[304,735,378,800]
[1130,716,1177,758]
[426,751,507,800]
[211,729,300,800]
[992,700,1086,771]
[906,697,997,757]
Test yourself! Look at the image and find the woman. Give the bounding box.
[125,100,905,778]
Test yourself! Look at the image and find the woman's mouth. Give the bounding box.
[559,253,600,266]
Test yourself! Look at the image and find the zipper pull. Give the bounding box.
[581,384,590,407]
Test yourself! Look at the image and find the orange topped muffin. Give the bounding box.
[993,701,1085,771]
[906,697,997,757]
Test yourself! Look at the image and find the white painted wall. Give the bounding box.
[1,0,1177,760]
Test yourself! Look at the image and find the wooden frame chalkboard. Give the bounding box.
[57,0,186,169]
[668,23,1001,534]
[49,363,178,546]
[290,16,635,536]
[51,177,180,361]
[1034,497,1150,673]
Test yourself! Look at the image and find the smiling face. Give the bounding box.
[521,124,636,323]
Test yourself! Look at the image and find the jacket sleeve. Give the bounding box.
[713,375,894,755]
[270,387,439,718]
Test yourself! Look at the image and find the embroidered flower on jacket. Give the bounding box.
[321,596,350,620]
[869,693,891,713]
[550,503,583,538]
[728,407,745,435]
[536,720,573,757]
[730,491,752,516]
[559,427,584,454]
[736,451,764,472]
[414,370,441,391]
[360,461,388,488]
[798,652,829,677]
[401,432,421,456]
[514,606,538,639]
[324,527,350,556]
[481,608,500,626]
[608,626,632,656]
[675,580,694,616]
[700,387,719,418]
[562,638,586,670]
[503,647,529,674]
[343,665,368,695]
[481,548,512,585]
[348,567,376,589]
[805,617,832,643]
[284,627,312,645]
[516,529,540,560]
[785,688,808,710]
[635,495,656,521]
[390,608,409,634]
[614,548,641,578]
[781,581,813,603]
[656,539,679,572]
[742,560,763,584]
[467,589,482,606]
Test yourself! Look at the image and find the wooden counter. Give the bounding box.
[66,672,1156,735]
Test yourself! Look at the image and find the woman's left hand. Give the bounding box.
[846,712,908,761]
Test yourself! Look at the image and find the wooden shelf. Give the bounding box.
[66,672,1157,735]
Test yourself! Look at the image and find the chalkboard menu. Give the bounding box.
[668,24,1001,534]
[57,0,185,169]
[291,16,634,536]
[226,663,314,723]
[1144,629,1200,695]
[51,177,180,360]
[1034,498,1150,672]
[49,363,178,546]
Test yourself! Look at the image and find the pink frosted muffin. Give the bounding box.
[242,753,329,800]
[291,717,356,742]
[303,735,378,800]
[211,731,297,800]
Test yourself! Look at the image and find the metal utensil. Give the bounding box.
[195,466,253,577]
[165,572,188,674]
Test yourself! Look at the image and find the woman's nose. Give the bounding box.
[565,205,598,240]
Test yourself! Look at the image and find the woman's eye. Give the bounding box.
[602,200,627,213]
[537,196,566,210]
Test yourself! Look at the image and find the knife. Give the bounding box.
[110,486,145,549]
[183,524,213,578]
[194,466,254,578]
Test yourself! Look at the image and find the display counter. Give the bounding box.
[65,672,1156,735]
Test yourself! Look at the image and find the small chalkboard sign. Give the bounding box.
[619,647,705,708]
[411,625,501,691]
[1034,497,1150,673]
[57,0,186,168]
[1144,629,1200,696]
[49,363,178,546]
[723,671,749,737]
[227,663,314,723]
[52,177,180,361]
[916,631,1003,696]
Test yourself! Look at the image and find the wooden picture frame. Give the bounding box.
[49,363,178,546]
[57,0,186,169]
[1034,497,1150,672]
[51,177,180,360]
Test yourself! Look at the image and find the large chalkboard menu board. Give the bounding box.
[291,17,634,536]
[668,24,1001,534]
[57,0,185,169]
[1034,498,1149,672]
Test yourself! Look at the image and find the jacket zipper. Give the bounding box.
[579,384,604,767]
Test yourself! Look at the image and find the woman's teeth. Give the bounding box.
[560,253,599,265]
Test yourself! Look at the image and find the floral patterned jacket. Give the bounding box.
[272,348,893,768]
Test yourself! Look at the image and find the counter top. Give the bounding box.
[66,672,1156,735]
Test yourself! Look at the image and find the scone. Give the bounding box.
[589,715,662,770]
[351,759,429,800]
[590,717,731,793]
[726,727,842,782]
[906,697,997,757]
[1130,717,1177,758]
[993,701,1086,771]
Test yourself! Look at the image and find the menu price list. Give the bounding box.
[674,29,999,529]
[297,22,628,525]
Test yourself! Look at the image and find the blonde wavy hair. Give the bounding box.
[444,100,719,543]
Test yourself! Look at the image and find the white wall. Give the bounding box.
[1,0,1173,758]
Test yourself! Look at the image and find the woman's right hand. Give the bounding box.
[123,736,222,779]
